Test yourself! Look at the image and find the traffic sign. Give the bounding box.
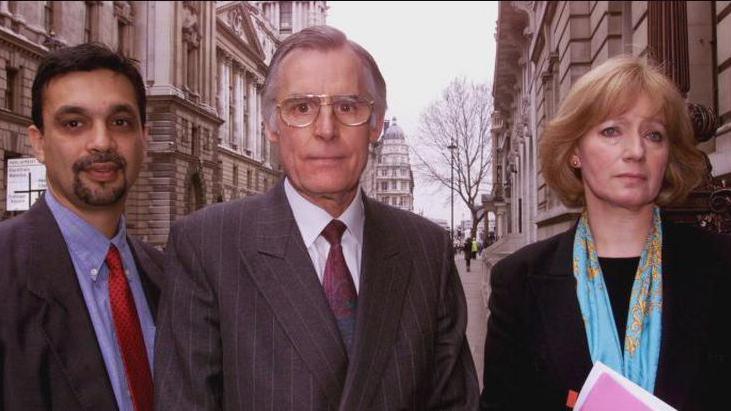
[6,157,46,211]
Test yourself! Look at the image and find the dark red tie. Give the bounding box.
[106,244,153,411]
[321,220,358,353]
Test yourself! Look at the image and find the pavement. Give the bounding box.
[454,252,490,390]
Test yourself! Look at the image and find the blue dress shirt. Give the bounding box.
[45,190,156,411]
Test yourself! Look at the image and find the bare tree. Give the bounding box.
[412,77,492,240]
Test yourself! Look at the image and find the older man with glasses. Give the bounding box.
[154,25,479,411]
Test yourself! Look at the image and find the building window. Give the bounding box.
[279,2,292,33]
[381,181,388,191]
[186,46,198,92]
[117,20,124,51]
[229,110,235,148]
[191,125,200,157]
[233,165,239,187]
[180,118,189,143]
[4,67,18,111]
[518,198,523,234]
[229,73,236,147]
[203,128,210,151]
[243,78,249,151]
[84,2,94,42]
[44,1,54,34]
[113,2,133,56]
[246,169,252,189]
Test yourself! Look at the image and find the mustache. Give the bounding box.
[72,151,127,173]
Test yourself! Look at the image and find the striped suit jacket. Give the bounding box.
[154,182,479,410]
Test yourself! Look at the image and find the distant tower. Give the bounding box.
[374,118,415,212]
[255,1,328,39]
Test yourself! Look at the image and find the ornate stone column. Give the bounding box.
[233,63,244,151]
[648,1,689,96]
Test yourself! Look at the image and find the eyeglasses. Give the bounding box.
[276,94,374,128]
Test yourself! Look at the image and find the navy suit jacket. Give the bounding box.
[0,197,164,410]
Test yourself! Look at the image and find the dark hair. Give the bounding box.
[32,42,146,130]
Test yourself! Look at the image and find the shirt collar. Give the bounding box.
[44,187,128,281]
[283,178,365,248]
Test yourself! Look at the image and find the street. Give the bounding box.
[455,253,490,390]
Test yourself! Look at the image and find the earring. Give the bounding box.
[571,158,580,168]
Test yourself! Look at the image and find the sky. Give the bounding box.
[327,1,499,224]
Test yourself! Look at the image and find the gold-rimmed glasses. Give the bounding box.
[276,94,374,128]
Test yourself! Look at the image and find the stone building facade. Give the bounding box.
[0,1,328,247]
[129,1,222,246]
[256,1,328,40]
[369,118,415,212]
[485,1,731,264]
[215,1,280,206]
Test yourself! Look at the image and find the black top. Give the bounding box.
[481,220,731,410]
[599,256,640,350]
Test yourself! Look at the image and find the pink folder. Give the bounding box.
[581,373,653,411]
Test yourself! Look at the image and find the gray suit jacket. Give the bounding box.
[0,196,164,410]
[154,182,479,410]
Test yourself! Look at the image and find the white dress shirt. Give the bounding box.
[283,178,364,293]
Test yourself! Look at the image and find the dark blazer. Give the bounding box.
[480,220,731,410]
[154,182,479,410]
[0,196,164,411]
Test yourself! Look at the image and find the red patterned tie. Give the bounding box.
[321,220,358,353]
[106,244,153,411]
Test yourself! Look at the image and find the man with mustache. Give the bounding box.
[0,43,163,411]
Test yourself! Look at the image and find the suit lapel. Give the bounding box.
[529,228,593,392]
[340,197,411,410]
[245,183,348,409]
[24,198,117,410]
[653,222,710,408]
[128,237,162,320]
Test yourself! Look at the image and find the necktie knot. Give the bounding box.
[322,220,347,246]
[106,244,123,273]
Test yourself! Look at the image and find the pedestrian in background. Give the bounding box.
[463,237,473,271]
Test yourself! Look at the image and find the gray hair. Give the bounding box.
[261,25,387,132]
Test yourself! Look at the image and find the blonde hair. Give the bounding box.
[539,55,706,207]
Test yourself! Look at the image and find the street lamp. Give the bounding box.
[447,141,457,243]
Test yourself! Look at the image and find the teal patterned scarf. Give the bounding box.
[572,207,663,392]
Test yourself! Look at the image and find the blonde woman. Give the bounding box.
[480,56,730,410]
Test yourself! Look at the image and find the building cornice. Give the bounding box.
[0,26,48,59]
[147,93,224,125]
[0,109,31,126]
